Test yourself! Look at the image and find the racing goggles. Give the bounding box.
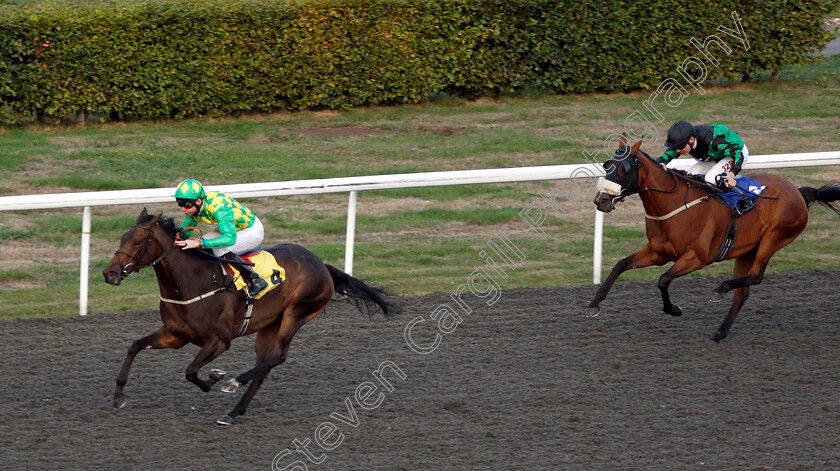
[176,198,197,209]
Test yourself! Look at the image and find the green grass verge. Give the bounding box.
[1,56,840,318]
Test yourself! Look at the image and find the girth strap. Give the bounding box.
[236,301,255,338]
[714,214,738,262]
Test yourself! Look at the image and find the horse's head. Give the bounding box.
[103,208,170,285]
[594,138,644,212]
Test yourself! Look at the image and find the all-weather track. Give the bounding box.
[1,269,839,470]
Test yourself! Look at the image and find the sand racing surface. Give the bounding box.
[1,269,839,470]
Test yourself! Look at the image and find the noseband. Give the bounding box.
[113,223,174,280]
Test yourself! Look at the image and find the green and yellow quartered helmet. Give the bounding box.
[173,179,206,203]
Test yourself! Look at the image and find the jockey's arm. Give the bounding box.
[725,145,744,175]
[179,215,198,239]
[712,141,743,188]
[710,125,745,176]
[656,149,679,166]
[201,207,238,249]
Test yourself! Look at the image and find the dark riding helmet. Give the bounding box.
[665,120,695,150]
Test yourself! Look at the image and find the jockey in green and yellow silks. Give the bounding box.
[173,179,267,297]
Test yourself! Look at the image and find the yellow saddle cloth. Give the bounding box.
[226,251,286,300]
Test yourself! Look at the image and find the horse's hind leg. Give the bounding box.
[218,306,325,425]
[712,263,766,300]
[713,251,756,342]
[713,286,751,343]
[657,250,706,317]
[185,335,230,392]
[713,232,800,297]
[114,328,187,409]
[216,322,291,425]
[710,231,801,341]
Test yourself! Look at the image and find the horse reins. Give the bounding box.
[638,163,680,195]
[114,221,253,337]
[610,158,679,200]
[122,223,228,303]
[638,164,713,220]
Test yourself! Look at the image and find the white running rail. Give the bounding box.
[2,151,839,315]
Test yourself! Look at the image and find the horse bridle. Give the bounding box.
[606,150,680,203]
[113,222,174,280]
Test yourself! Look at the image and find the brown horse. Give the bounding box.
[591,137,840,341]
[103,208,398,424]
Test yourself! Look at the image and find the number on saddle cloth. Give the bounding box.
[224,250,286,300]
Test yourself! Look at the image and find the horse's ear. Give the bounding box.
[631,140,643,155]
[138,207,148,222]
[618,133,628,149]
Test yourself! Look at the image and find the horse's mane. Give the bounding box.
[669,167,706,184]
[135,212,223,264]
[637,147,665,168]
[137,212,180,238]
[620,145,657,165]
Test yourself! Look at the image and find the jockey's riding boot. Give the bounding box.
[241,264,268,298]
[221,252,267,298]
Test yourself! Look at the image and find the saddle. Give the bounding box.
[220,250,286,300]
[674,171,764,216]
[712,175,766,216]
[671,171,770,261]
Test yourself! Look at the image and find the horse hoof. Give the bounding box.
[709,291,724,303]
[113,396,127,409]
[669,305,683,317]
[216,414,236,426]
[586,307,601,318]
[221,379,241,394]
[209,368,227,381]
[711,331,726,343]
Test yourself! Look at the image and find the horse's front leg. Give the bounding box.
[114,328,186,409]
[588,244,663,316]
[657,250,706,317]
[185,335,231,392]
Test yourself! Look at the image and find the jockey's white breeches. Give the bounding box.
[205,217,265,257]
[688,144,750,185]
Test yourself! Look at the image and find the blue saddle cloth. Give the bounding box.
[704,175,767,211]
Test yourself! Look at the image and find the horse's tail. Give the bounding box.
[799,183,840,215]
[325,264,401,317]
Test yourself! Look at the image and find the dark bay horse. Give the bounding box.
[591,137,840,341]
[103,208,398,425]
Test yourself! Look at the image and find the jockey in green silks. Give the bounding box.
[657,121,749,189]
[173,178,267,297]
